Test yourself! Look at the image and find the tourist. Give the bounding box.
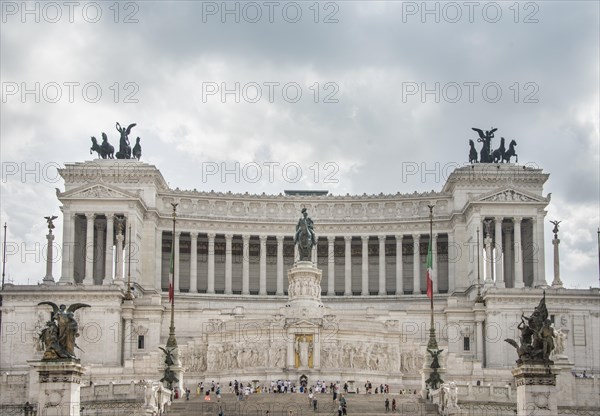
[308,390,314,406]
[196,384,201,396]
[392,398,397,411]
[185,387,190,400]
[340,395,347,414]
[343,382,348,393]
[313,396,318,411]
[204,391,211,401]
[385,397,390,412]
[200,381,204,393]
[216,385,222,399]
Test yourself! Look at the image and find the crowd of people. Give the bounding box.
[170,379,421,415]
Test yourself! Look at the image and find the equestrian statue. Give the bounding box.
[294,208,316,262]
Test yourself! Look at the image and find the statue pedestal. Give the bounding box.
[511,364,559,416]
[286,261,323,311]
[31,359,85,416]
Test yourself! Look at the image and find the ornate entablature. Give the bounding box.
[473,188,550,204]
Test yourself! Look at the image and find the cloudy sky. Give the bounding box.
[1,1,598,288]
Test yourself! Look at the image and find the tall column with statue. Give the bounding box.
[43,216,58,284]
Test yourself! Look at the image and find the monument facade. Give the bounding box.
[1,151,599,411]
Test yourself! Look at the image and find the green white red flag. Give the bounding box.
[426,239,433,299]
[168,246,174,303]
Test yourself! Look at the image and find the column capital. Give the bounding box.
[190,231,199,238]
[432,233,438,241]
[242,234,250,243]
[86,213,96,221]
[378,235,386,242]
[513,216,523,224]
[259,235,268,243]
[361,235,369,243]
[412,234,420,241]
[344,236,352,242]
[495,216,504,222]
[174,231,182,238]
[207,232,216,240]
[276,235,284,243]
[395,234,404,241]
[105,213,114,220]
[225,233,233,241]
[327,235,335,243]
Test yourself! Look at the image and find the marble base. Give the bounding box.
[511,364,559,416]
[286,261,323,313]
[31,359,85,416]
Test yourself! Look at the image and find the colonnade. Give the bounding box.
[158,232,452,296]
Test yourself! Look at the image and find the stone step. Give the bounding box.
[165,393,437,415]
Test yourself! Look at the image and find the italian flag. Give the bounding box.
[168,246,174,303]
[426,239,433,299]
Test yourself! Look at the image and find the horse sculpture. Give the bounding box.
[491,137,506,163]
[100,133,114,159]
[90,135,115,159]
[132,137,142,160]
[468,140,478,163]
[90,137,102,158]
[503,140,517,163]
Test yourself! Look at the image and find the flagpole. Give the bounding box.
[426,204,438,351]
[166,203,179,349]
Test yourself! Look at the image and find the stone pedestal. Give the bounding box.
[511,364,559,416]
[286,261,323,311]
[32,359,85,416]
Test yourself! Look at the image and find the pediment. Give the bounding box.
[285,318,322,328]
[474,187,548,203]
[58,184,138,201]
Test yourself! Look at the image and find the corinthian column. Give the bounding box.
[114,217,124,284]
[513,217,524,288]
[190,232,198,293]
[104,214,114,284]
[495,217,505,288]
[59,212,75,284]
[344,236,352,295]
[361,236,369,296]
[259,235,267,295]
[83,213,95,285]
[207,233,215,294]
[276,236,284,295]
[395,235,403,295]
[327,236,335,296]
[378,235,386,295]
[225,234,233,294]
[242,234,250,295]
